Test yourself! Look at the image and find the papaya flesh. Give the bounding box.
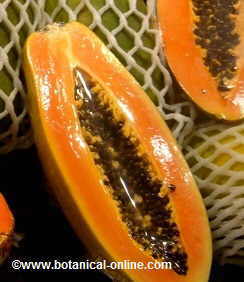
[157,0,244,120]
[0,193,14,264]
[23,22,212,282]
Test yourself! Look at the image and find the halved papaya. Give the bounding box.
[0,193,14,264]
[23,22,212,281]
[157,0,244,120]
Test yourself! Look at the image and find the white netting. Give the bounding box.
[0,0,42,153]
[1,0,244,266]
[184,122,244,265]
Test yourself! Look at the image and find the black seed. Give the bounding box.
[168,184,176,192]
[74,68,188,276]
[193,0,240,91]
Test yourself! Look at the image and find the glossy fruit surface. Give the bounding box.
[24,22,212,282]
[157,0,244,120]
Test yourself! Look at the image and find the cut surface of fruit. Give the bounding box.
[24,22,212,282]
[0,193,14,264]
[157,0,244,120]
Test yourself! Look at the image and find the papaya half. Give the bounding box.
[157,0,244,120]
[23,22,212,282]
[0,193,14,264]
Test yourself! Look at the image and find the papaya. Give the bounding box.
[23,22,212,281]
[157,0,244,121]
[43,0,160,104]
[0,193,14,264]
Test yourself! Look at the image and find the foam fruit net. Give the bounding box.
[0,0,243,265]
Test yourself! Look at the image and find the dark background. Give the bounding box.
[0,146,243,281]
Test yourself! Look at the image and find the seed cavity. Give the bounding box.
[74,67,188,275]
[192,0,240,92]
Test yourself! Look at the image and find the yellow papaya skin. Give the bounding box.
[23,22,212,282]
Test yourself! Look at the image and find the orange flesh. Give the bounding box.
[24,22,212,282]
[0,194,13,235]
[0,193,14,261]
[157,0,244,120]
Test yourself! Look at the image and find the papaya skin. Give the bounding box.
[0,193,14,264]
[157,0,244,121]
[23,22,212,282]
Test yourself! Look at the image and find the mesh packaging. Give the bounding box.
[0,0,243,265]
